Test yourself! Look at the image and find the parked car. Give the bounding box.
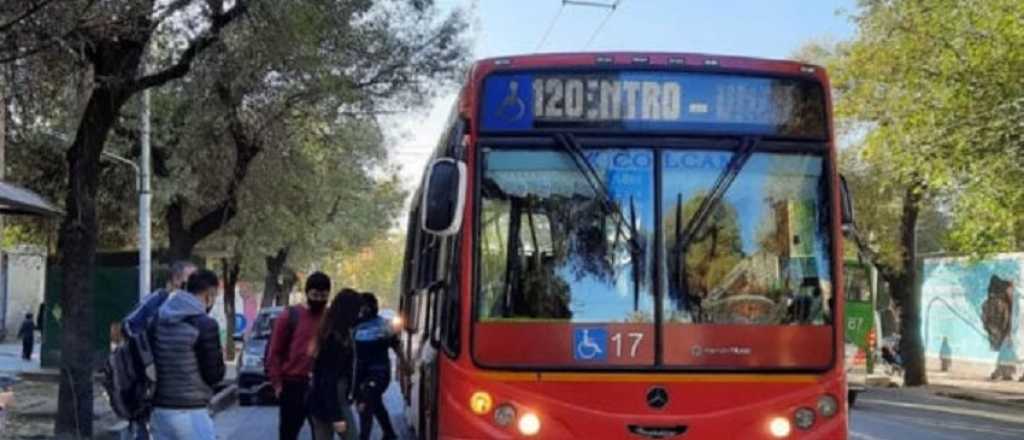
[237,307,283,406]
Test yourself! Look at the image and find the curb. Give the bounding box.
[98,385,238,440]
[210,384,239,416]
[933,389,1024,409]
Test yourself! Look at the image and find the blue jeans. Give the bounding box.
[150,407,215,440]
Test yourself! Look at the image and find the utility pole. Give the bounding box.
[139,85,152,300]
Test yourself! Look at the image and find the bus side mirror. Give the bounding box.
[421,158,467,236]
[840,174,855,234]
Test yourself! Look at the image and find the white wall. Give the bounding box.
[2,246,46,340]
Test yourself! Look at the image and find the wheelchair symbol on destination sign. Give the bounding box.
[496,80,526,122]
[573,327,608,361]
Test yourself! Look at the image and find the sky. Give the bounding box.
[386,0,858,207]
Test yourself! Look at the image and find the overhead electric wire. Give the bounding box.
[535,2,566,52]
[583,0,622,49]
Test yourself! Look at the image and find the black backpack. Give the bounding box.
[263,306,300,378]
[101,291,169,421]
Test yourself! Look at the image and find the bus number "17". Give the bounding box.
[610,332,645,358]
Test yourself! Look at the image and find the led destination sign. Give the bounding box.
[480,71,827,138]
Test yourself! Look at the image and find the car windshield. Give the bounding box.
[253,312,277,337]
[474,142,835,369]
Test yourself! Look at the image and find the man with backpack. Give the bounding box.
[125,261,198,335]
[103,261,197,440]
[353,292,407,440]
[266,272,332,440]
[150,269,225,440]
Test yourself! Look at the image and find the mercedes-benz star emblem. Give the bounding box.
[646,387,669,410]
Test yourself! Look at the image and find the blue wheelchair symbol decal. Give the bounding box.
[573,327,607,361]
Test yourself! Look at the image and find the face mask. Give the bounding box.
[307,299,327,313]
[202,291,216,314]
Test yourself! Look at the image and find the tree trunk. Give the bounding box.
[43,6,245,437]
[56,82,135,438]
[262,247,289,307]
[894,184,926,386]
[166,199,197,261]
[278,268,298,306]
[222,257,240,360]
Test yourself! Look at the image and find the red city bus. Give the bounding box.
[398,52,853,440]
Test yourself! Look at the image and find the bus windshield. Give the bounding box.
[475,142,834,369]
[477,147,656,324]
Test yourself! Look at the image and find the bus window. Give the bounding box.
[661,150,833,368]
[844,263,872,302]
[477,148,655,323]
[474,148,656,367]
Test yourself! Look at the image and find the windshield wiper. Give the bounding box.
[671,136,761,322]
[553,133,645,309]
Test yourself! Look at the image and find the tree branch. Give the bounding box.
[187,199,236,244]
[128,2,247,93]
[184,78,262,245]
[152,0,195,25]
[0,0,59,35]
[848,227,899,283]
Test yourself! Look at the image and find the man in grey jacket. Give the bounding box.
[149,269,225,440]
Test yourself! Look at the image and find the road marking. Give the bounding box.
[860,397,1023,425]
[849,433,886,440]
[854,407,1024,440]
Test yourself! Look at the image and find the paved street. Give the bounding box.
[215,382,412,440]
[216,384,1024,439]
[850,388,1024,439]
[0,342,40,374]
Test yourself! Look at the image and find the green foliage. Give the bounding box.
[331,233,406,308]
[223,116,408,279]
[839,146,949,271]
[148,0,469,265]
[832,0,1024,256]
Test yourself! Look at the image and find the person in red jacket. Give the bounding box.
[267,272,331,440]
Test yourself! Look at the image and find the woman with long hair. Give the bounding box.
[307,289,364,440]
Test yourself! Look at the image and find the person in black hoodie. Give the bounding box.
[149,269,225,440]
[17,313,34,361]
[308,289,363,440]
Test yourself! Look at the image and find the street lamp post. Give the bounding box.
[100,150,148,301]
[139,88,152,300]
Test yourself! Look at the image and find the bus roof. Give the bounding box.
[471,52,826,80]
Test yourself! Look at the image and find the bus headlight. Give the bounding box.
[494,404,516,427]
[817,394,839,418]
[518,412,541,436]
[794,407,815,430]
[469,391,493,415]
[768,417,791,438]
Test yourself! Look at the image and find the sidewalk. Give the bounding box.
[0,341,41,375]
[1,341,238,439]
[925,369,1024,408]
